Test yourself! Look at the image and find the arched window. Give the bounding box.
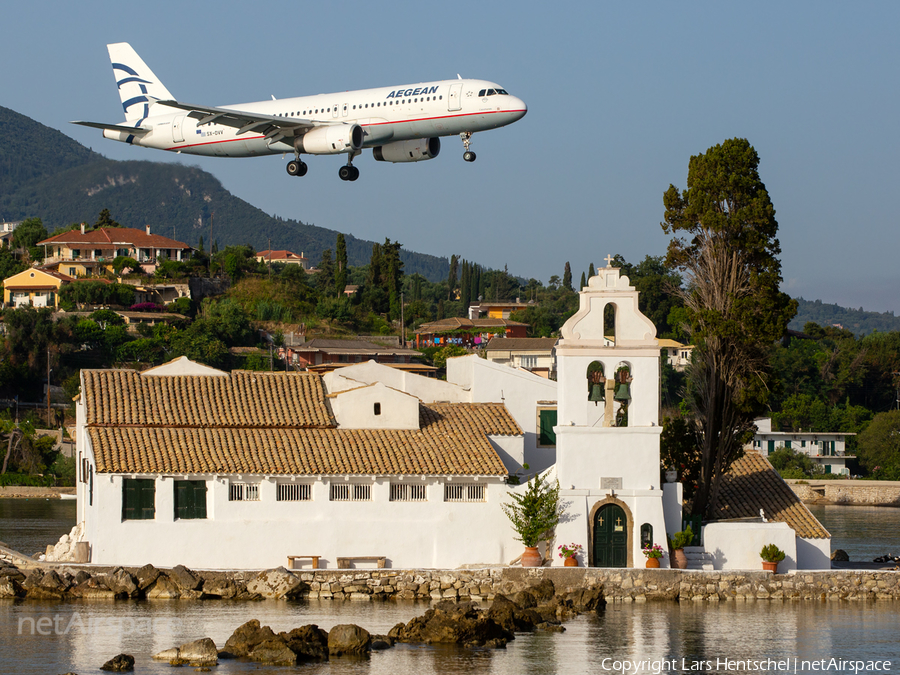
[614,362,632,427]
[604,302,616,343]
[587,361,605,404]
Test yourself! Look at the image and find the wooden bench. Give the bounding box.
[287,555,320,570]
[337,556,386,569]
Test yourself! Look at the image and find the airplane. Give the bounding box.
[73,43,527,182]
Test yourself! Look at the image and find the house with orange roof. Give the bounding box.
[37,225,191,276]
[255,249,309,269]
[2,267,74,308]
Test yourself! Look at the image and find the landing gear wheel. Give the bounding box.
[287,160,308,177]
[349,166,359,181]
[339,165,353,181]
[463,151,476,162]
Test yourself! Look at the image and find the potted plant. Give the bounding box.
[760,544,785,573]
[502,471,562,567]
[667,525,693,569]
[558,543,583,567]
[642,543,665,568]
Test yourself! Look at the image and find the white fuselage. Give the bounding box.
[105,79,526,157]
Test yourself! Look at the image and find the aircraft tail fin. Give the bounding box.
[107,42,174,121]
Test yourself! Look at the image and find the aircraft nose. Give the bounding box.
[511,96,527,120]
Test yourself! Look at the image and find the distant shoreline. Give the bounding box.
[0,486,76,499]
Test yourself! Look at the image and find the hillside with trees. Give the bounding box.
[790,298,900,336]
[0,105,448,280]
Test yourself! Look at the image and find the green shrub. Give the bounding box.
[668,525,694,550]
[760,544,786,562]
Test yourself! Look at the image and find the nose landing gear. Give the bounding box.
[460,132,476,162]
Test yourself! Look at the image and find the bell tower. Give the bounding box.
[552,257,668,567]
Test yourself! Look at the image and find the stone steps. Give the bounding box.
[683,546,715,571]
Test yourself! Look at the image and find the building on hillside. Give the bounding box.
[0,221,21,247]
[468,300,530,320]
[38,225,191,275]
[2,268,73,308]
[747,418,853,476]
[256,250,309,269]
[414,317,528,348]
[282,338,426,371]
[484,337,558,379]
[658,338,693,372]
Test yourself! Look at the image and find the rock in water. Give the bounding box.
[223,619,278,657]
[831,549,850,562]
[328,624,371,656]
[248,637,298,665]
[154,637,218,666]
[100,653,134,671]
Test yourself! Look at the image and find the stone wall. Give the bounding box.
[786,481,900,506]
[292,567,900,603]
[3,564,900,602]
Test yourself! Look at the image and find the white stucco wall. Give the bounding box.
[701,522,798,571]
[328,382,420,430]
[554,489,669,568]
[796,536,832,570]
[81,470,526,570]
[554,426,663,492]
[447,355,558,474]
[323,361,466,402]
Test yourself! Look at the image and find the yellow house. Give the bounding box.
[3,268,74,309]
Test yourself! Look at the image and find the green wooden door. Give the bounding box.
[593,504,627,567]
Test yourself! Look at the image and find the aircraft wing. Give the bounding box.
[155,100,333,141]
[71,121,151,134]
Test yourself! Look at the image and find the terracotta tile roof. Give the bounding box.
[82,369,517,476]
[37,227,189,249]
[711,451,830,539]
[416,317,528,333]
[484,337,557,351]
[82,370,334,428]
[296,338,422,357]
[256,250,306,261]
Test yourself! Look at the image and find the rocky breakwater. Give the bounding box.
[0,563,306,601]
[151,579,605,668]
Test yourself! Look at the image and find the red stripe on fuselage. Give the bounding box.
[163,109,524,152]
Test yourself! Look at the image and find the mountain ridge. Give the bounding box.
[0,105,449,280]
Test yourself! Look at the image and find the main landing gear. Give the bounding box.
[286,159,308,177]
[339,153,360,181]
[460,132,476,162]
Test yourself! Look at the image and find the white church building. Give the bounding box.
[69,261,829,570]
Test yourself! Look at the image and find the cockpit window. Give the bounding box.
[478,89,485,97]
[497,88,509,95]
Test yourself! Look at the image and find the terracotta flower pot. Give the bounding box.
[671,549,688,569]
[762,561,778,573]
[645,557,660,568]
[521,546,542,567]
[564,556,578,567]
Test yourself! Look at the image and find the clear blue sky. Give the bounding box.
[4,2,899,313]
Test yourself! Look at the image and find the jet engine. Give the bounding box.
[296,124,364,154]
[373,137,441,163]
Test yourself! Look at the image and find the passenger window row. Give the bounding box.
[275,96,444,117]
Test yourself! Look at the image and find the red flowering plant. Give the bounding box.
[558,543,583,560]
[642,544,664,559]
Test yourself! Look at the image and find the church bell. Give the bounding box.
[589,383,605,403]
[614,382,631,401]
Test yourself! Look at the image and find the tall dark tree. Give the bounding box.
[447,254,459,299]
[334,233,348,296]
[317,248,335,295]
[580,271,586,290]
[588,262,596,279]
[662,138,796,517]
[563,262,573,291]
[94,208,121,229]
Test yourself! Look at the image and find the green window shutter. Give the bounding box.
[539,409,557,446]
[175,480,207,520]
[123,479,155,521]
[192,481,207,519]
